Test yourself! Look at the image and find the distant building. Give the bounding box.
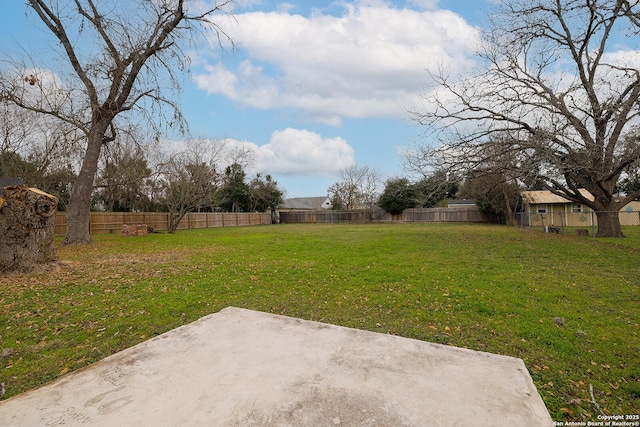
[0,177,24,197]
[520,189,595,224]
[447,199,476,208]
[280,196,332,210]
[520,189,640,227]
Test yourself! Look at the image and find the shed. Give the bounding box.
[520,189,595,227]
[519,189,640,227]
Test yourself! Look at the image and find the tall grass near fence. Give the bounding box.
[0,223,638,421]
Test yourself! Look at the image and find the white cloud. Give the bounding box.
[223,128,355,176]
[194,1,480,126]
[602,50,640,69]
[162,128,354,177]
[193,63,239,99]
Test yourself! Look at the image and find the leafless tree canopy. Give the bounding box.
[158,138,224,233]
[410,0,640,237]
[328,165,381,210]
[0,0,234,244]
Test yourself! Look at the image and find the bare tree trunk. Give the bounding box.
[0,185,58,273]
[63,126,107,244]
[596,210,624,238]
[168,211,187,234]
[503,186,516,226]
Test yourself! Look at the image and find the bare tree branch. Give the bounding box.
[0,0,235,243]
[409,0,640,237]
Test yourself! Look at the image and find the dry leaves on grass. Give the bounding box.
[0,250,191,289]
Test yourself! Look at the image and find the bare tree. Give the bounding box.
[0,0,234,244]
[458,172,521,225]
[410,0,640,237]
[225,144,256,171]
[413,169,460,208]
[0,102,81,209]
[158,138,223,233]
[0,103,36,157]
[328,165,381,210]
[0,103,81,176]
[0,105,39,182]
[94,132,154,212]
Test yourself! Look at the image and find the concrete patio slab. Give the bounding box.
[0,307,552,426]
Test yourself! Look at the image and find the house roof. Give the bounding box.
[280,197,331,210]
[520,189,594,204]
[448,199,476,206]
[0,177,24,197]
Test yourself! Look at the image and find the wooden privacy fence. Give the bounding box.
[54,207,496,235]
[278,207,496,224]
[515,210,640,228]
[54,211,272,236]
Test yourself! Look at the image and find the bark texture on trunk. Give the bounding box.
[595,210,624,238]
[0,185,58,273]
[63,127,106,245]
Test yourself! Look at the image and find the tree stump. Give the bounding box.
[0,185,58,273]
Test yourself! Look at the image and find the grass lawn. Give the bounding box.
[1,223,638,421]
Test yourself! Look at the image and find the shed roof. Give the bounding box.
[520,189,594,204]
[448,199,476,207]
[0,177,24,196]
[280,197,331,210]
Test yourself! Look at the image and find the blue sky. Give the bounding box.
[0,1,493,198]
